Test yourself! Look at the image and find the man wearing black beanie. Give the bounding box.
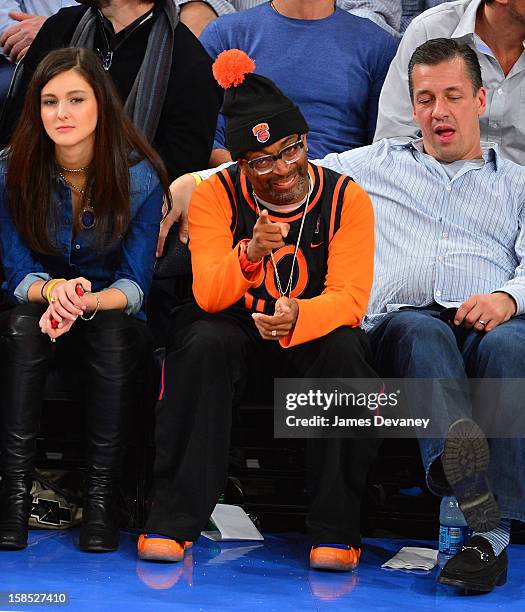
[139,50,380,572]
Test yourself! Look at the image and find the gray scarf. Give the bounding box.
[70,0,179,142]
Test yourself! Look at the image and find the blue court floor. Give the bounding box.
[0,530,523,611]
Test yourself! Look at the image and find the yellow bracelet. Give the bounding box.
[45,281,58,304]
[45,279,62,303]
[45,278,66,304]
[189,172,203,186]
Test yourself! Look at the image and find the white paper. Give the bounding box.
[381,546,438,571]
[201,504,264,542]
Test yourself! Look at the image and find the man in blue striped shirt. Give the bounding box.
[320,38,523,594]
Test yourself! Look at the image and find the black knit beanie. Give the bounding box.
[212,49,309,159]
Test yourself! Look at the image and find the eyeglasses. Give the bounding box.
[244,137,305,175]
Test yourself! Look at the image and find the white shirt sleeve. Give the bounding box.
[373,16,429,141]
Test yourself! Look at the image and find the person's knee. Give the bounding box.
[476,319,525,369]
[384,311,454,353]
[1,303,46,336]
[372,311,461,377]
[176,319,234,358]
[85,309,132,333]
[82,314,152,376]
[320,327,368,359]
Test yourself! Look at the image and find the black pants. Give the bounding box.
[146,304,381,546]
[0,303,153,479]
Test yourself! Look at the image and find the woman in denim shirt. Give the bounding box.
[0,48,170,552]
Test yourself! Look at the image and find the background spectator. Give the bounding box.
[0,0,221,181]
[374,0,525,165]
[177,0,402,37]
[200,0,398,166]
[0,1,76,101]
[401,0,451,32]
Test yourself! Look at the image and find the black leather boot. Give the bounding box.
[78,467,119,552]
[0,305,51,550]
[77,312,152,553]
[0,477,33,550]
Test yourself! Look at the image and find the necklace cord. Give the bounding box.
[252,175,313,298]
[59,172,85,196]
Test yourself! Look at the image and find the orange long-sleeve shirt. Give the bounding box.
[188,163,374,348]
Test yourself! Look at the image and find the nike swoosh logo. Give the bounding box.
[310,241,324,248]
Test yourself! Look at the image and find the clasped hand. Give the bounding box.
[252,297,298,341]
[39,277,93,340]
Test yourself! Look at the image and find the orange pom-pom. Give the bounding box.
[212,49,256,89]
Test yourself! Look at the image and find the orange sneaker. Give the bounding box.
[309,544,361,572]
[137,534,192,562]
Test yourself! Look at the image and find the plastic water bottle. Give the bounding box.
[437,496,471,568]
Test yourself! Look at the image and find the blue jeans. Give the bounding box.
[368,307,525,523]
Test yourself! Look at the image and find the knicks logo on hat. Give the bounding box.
[252,123,270,143]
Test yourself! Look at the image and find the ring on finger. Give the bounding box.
[50,296,57,303]
[477,319,486,327]
[271,329,277,337]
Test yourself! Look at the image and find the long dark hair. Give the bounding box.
[6,47,171,255]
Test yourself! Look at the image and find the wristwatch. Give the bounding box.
[238,239,262,273]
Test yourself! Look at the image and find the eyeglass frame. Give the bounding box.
[241,135,306,175]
